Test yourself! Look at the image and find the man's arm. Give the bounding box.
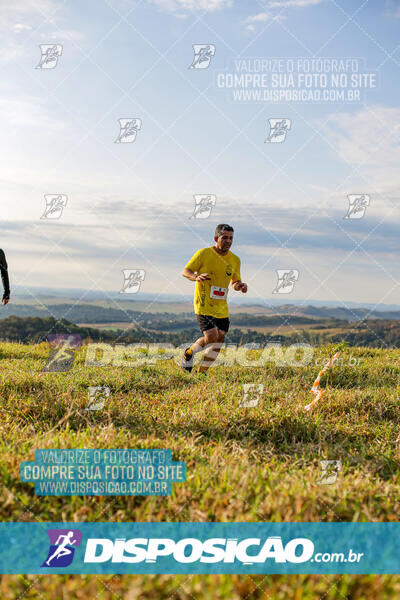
[231,280,248,293]
[182,249,208,283]
[231,259,247,293]
[181,268,210,282]
[0,249,10,304]
[182,268,197,282]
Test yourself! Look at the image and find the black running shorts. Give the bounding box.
[196,314,230,333]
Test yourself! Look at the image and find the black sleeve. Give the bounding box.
[0,249,10,299]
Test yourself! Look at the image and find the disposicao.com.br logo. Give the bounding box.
[83,536,313,564]
[39,531,364,570]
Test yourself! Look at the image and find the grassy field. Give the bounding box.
[1,341,400,598]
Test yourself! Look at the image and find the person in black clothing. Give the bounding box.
[0,250,10,305]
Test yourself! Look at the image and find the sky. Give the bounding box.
[1,0,400,311]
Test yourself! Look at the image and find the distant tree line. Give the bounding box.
[0,316,399,348]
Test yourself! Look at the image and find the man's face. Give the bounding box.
[215,230,233,252]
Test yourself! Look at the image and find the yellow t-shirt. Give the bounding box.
[184,246,241,318]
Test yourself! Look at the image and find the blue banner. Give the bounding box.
[1,522,399,574]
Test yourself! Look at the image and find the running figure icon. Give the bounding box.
[45,531,77,566]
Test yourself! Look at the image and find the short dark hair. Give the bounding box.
[215,224,234,237]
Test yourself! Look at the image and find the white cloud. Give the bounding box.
[0,0,61,29]
[267,0,323,7]
[0,0,84,63]
[0,1,58,63]
[321,105,400,196]
[0,96,67,130]
[245,0,322,31]
[148,0,232,16]
[13,23,33,33]
[245,11,285,31]
[248,12,272,22]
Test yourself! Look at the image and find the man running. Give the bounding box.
[0,249,10,305]
[181,224,247,374]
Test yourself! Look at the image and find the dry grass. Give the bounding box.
[1,341,400,598]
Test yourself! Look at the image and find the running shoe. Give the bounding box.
[181,346,193,373]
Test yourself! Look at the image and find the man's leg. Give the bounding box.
[182,315,215,371]
[181,336,206,374]
[197,328,226,373]
[184,335,206,359]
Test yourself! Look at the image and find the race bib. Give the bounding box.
[210,286,228,300]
